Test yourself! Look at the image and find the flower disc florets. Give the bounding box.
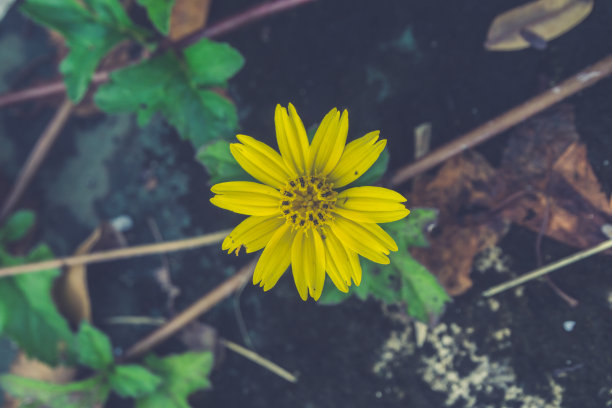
[280,176,337,231]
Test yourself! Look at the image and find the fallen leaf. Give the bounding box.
[485,0,594,51]
[169,0,211,40]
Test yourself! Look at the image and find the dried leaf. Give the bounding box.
[485,0,594,51]
[169,0,211,40]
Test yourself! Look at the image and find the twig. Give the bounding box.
[483,238,612,297]
[0,99,74,221]
[220,338,297,383]
[124,259,256,359]
[389,54,612,186]
[0,0,317,108]
[0,229,231,278]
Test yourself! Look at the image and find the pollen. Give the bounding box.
[279,176,337,231]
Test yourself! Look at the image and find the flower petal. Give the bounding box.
[291,229,326,301]
[222,215,285,254]
[327,131,386,188]
[253,223,293,289]
[308,108,348,176]
[275,104,309,176]
[330,215,397,264]
[230,139,289,189]
[335,186,410,223]
[210,181,280,216]
[322,227,354,290]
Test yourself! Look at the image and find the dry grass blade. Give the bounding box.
[124,259,256,359]
[0,99,73,222]
[0,229,231,278]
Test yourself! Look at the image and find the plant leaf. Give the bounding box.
[0,374,109,408]
[76,322,114,371]
[196,139,253,184]
[20,0,145,101]
[0,245,75,365]
[137,0,175,35]
[183,38,245,86]
[109,365,162,398]
[135,352,213,408]
[0,210,35,244]
[95,45,241,148]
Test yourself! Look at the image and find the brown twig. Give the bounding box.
[0,99,74,222]
[0,0,317,108]
[0,229,230,278]
[124,259,256,359]
[389,54,612,187]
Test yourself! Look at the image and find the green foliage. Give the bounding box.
[136,352,213,408]
[95,38,244,147]
[0,209,35,243]
[0,375,110,408]
[319,208,451,323]
[137,0,175,34]
[20,0,147,102]
[0,212,76,364]
[197,140,253,184]
[109,365,162,398]
[77,322,114,370]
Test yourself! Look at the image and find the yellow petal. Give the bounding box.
[230,141,288,189]
[327,131,386,188]
[330,216,397,264]
[291,229,326,301]
[253,223,293,289]
[347,247,362,286]
[210,181,280,216]
[236,134,293,183]
[308,108,348,176]
[322,227,354,291]
[275,104,309,176]
[222,216,285,254]
[335,186,410,223]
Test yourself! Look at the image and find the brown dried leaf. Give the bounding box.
[169,0,211,40]
[409,152,509,295]
[485,0,593,51]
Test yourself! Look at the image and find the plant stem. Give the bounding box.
[0,99,74,222]
[0,0,317,108]
[0,229,231,278]
[482,238,612,297]
[124,259,256,359]
[389,54,612,186]
[221,338,297,383]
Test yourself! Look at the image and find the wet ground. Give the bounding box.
[2,0,612,407]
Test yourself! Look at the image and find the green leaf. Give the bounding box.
[77,322,114,370]
[136,0,174,34]
[20,0,144,102]
[346,148,390,188]
[0,210,35,243]
[109,365,162,398]
[394,254,450,323]
[183,38,245,86]
[0,244,75,365]
[0,375,109,408]
[95,46,240,148]
[136,352,213,408]
[383,208,438,248]
[197,140,253,184]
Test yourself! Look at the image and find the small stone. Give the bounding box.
[563,321,576,332]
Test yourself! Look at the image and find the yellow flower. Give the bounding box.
[210,104,410,301]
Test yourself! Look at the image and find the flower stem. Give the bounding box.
[0,229,231,278]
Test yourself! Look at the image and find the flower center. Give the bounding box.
[280,176,337,231]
